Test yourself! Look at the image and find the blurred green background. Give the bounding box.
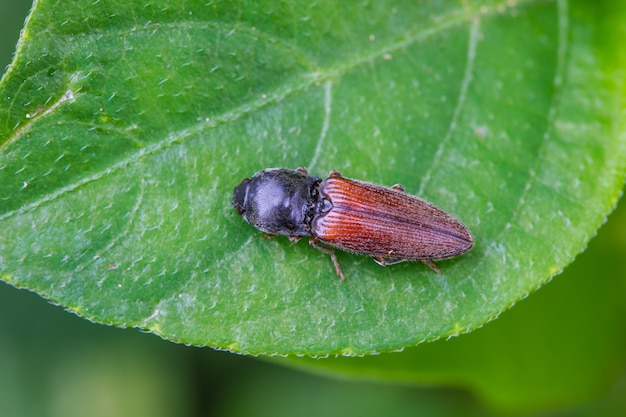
[1,1,626,416]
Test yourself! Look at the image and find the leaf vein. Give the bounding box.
[418,17,481,196]
[308,80,333,172]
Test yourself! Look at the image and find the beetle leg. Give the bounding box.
[289,235,302,243]
[262,233,277,239]
[422,260,440,274]
[373,256,440,274]
[372,256,406,266]
[329,170,342,178]
[296,167,309,174]
[309,236,345,281]
[391,184,405,192]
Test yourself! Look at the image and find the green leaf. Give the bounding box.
[1,0,625,356]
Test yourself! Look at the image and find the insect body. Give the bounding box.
[232,168,473,280]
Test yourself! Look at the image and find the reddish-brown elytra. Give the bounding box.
[232,168,473,280]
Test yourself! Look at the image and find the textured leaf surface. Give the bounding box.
[1,0,625,356]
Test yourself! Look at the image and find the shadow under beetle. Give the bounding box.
[232,167,473,280]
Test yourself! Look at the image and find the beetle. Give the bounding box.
[232,168,473,280]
